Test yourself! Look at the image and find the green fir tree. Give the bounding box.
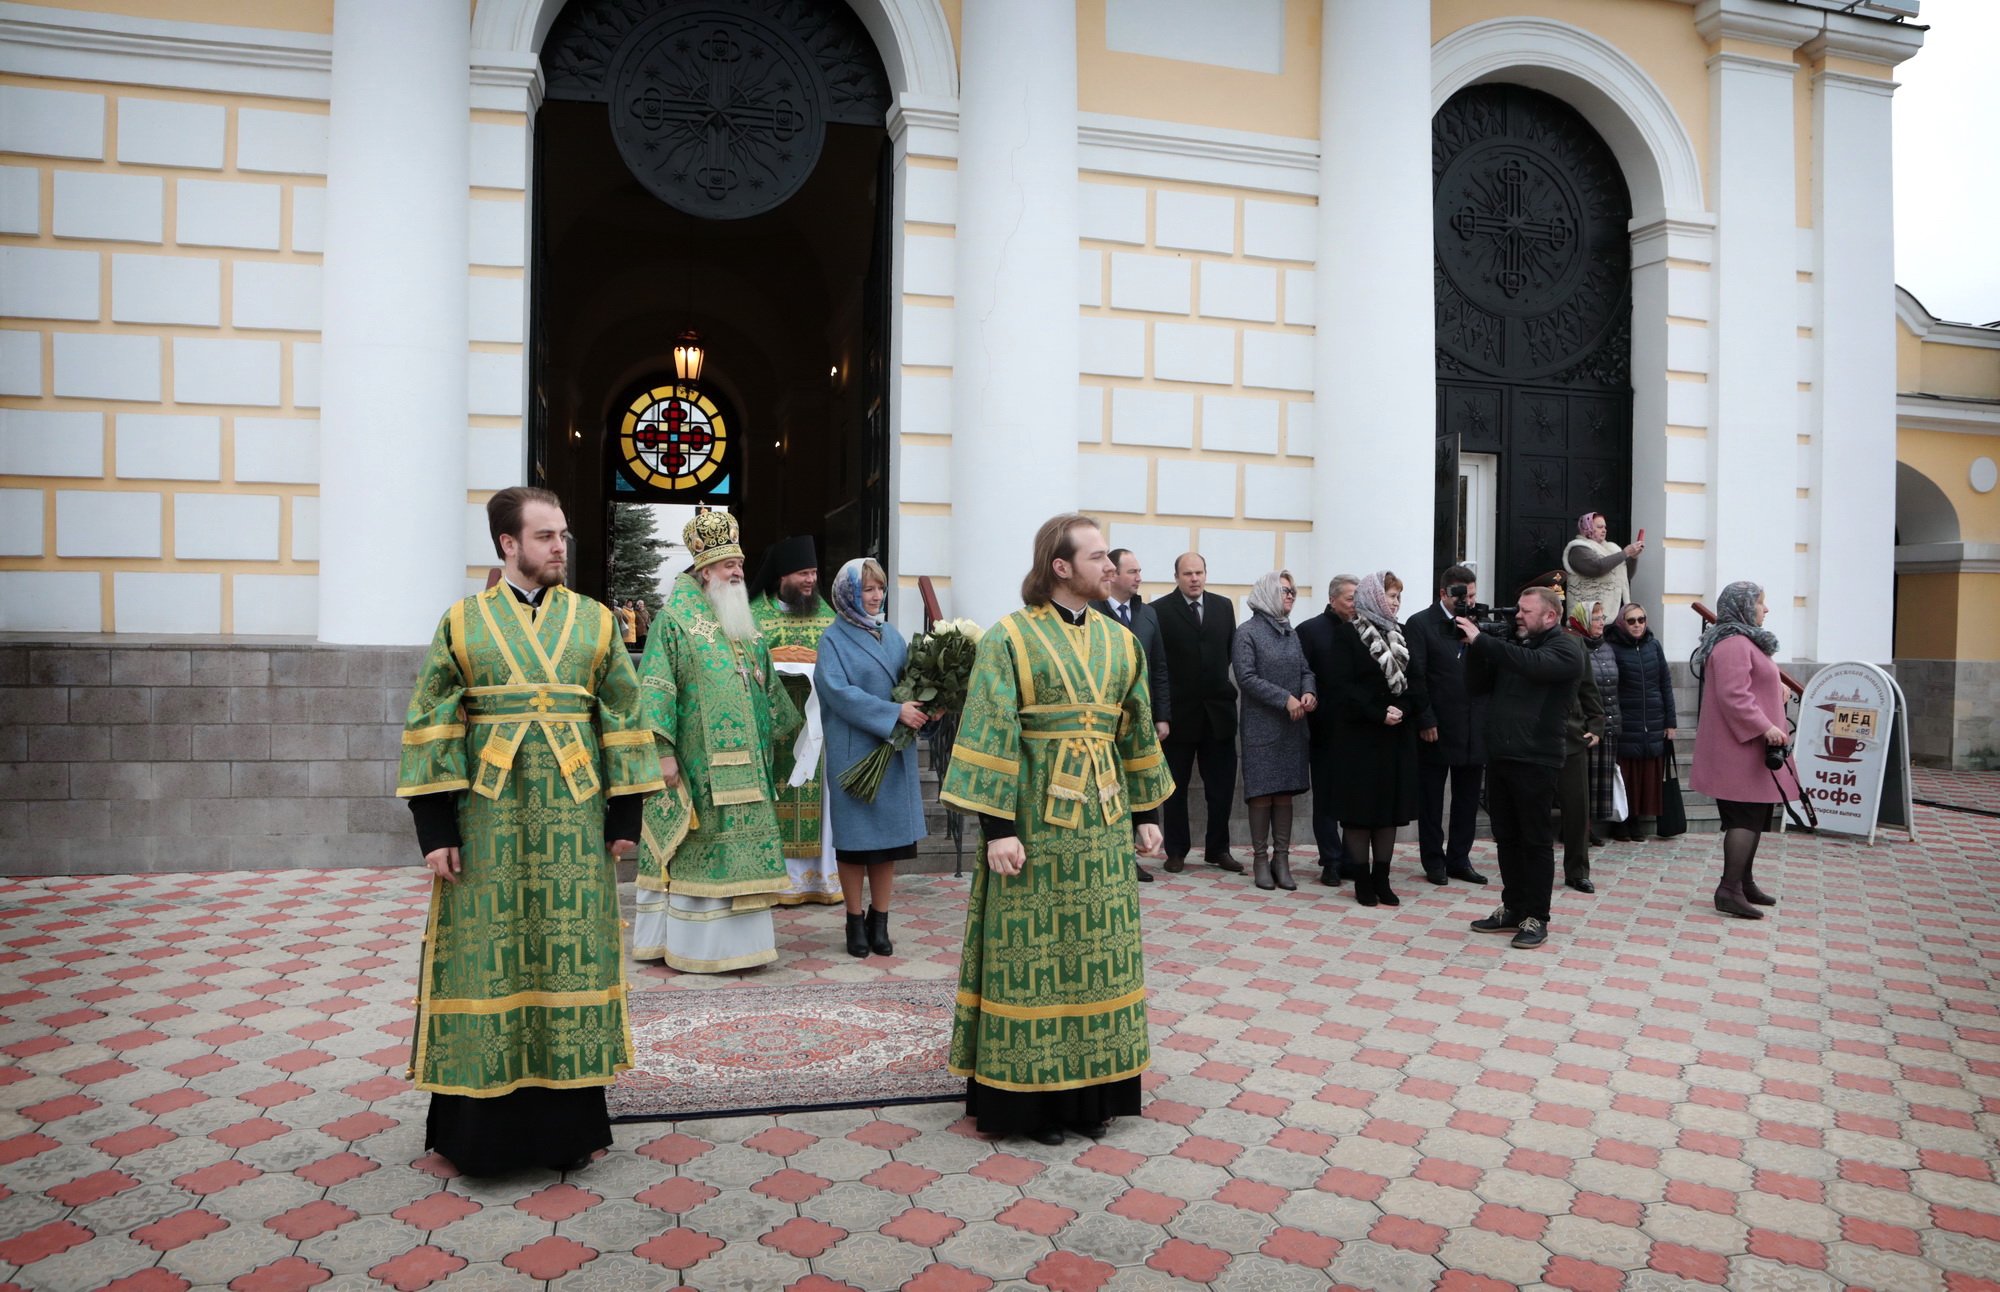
[607,503,667,616]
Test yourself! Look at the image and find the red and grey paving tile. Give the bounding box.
[3,771,1999,1289]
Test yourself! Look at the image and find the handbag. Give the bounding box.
[1610,763,1629,823]
[1657,746,1687,838]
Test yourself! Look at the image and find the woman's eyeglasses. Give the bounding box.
[1623,615,1646,625]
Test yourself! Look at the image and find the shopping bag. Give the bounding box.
[1657,747,1687,838]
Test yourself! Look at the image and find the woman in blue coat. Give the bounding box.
[816,558,929,958]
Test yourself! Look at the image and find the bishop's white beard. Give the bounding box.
[704,576,758,642]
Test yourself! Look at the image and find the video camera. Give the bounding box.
[1448,583,1517,638]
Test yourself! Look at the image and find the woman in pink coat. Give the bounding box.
[1689,581,1800,919]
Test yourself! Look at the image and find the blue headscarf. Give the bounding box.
[831,558,884,636]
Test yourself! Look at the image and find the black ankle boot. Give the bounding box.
[1371,862,1400,907]
[845,912,871,957]
[866,908,893,956]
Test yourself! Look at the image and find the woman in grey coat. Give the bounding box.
[1231,571,1317,892]
[816,558,929,958]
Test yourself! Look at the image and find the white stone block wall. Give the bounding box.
[0,82,327,635]
[1079,177,1316,604]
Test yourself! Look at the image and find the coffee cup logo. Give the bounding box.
[1822,733,1868,762]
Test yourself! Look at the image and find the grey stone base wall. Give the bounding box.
[5,638,1961,878]
[1895,658,2000,769]
[2,638,423,875]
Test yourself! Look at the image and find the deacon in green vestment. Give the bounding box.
[748,534,840,906]
[633,510,804,972]
[941,513,1174,1144]
[397,487,662,1176]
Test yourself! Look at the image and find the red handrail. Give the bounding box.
[917,575,944,631]
[1690,601,1804,697]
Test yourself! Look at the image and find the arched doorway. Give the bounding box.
[1432,83,1634,597]
[528,0,895,599]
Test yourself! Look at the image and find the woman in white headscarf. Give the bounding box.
[1231,571,1316,891]
[1322,571,1426,907]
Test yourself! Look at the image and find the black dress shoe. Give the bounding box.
[1589,833,1605,847]
[1445,866,1489,885]
[1028,1126,1065,1146]
[1163,855,1186,873]
[1135,865,1154,883]
[1424,868,1448,886]
[1206,853,1245,874]
[1072,1121,1111,1139]
[1566,876,1595,894]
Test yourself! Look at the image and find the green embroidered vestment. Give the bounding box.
[635,575,804,915]
[940,605,1175,1093]
[396,584,664,1097]
[749,593,836,864]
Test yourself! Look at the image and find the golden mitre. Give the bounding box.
[683,508,743,571]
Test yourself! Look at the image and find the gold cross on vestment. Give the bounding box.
[529,690,557,713]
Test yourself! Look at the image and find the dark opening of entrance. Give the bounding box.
[529,0,893,602]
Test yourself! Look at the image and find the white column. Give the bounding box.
[318,0,470,644]
[1808,22,1919,663]
[949,0,1079,628]
[1697,4,1809,652]
[1311,0,1434,597]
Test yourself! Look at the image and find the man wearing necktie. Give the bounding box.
[1091,549,1172,881]
[1149,553,1242,874]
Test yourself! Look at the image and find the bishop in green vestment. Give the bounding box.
[634,511,803,972]
[941,514,1173,1143]
[748,534,840,906]
[397,487,662,1175]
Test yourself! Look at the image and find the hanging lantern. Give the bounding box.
[673,330,705,386]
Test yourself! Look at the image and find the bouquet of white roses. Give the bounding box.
[837,618,983,803]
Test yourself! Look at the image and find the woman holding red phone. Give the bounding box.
[1564,512,1644,618]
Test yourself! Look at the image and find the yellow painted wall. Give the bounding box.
[26,0,332,33]
[1896,318,2000,401]
[1433,0,1712,193]
[1894,572,1959,658]
[1076,0,1320,139]
[1898,428,2000,545]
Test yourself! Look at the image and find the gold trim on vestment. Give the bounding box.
[711,749,753,767]
[403,723,465,746]
[956,985,1147,1020]
[1000,617,1039,706]
[657,946,779,973]
[467,712,587,725]
[414,1071,626,1098]
[424,983,629,1016]
[449,599,471,681]
[1122,752,1164,772]
[711,785,768,805]
[600,730,656,748]
[951,746,1018,775]
[940,788,1013,819]
[660,875,789,899]
[1131,788,1173,812]
[590,602,614,682]
[609,777,666,797]
[464,683,593,698]
[396,777,471,798]
[952,1064,1160,1096]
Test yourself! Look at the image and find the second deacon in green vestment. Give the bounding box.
[748,534,841,906]
[941,513,1174,1144]
[396,487,662,1175]
[633,510,804,972]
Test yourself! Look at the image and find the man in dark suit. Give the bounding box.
[1297,573,1357,886]
[1407,564,1491,887]
[1150,553,1240,874]
[1094,548,1172,883]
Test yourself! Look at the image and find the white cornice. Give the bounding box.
[1895,287,2000,350]
[1894,543,2000,575]
[0,1,330,100]
[1897,397,2000,433]
[1077,112,1317,198]
[1811,68,1898,97]
[1693,0,1820,47]
[471,50,542,115]
[1801,12,1925,67]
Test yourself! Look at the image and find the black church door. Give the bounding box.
[1433,84,1633,597]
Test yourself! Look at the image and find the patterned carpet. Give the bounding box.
[0,771,1997,1289]
[611,980,962,1121]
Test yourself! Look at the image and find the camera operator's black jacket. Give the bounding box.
[1467,625,1585,769]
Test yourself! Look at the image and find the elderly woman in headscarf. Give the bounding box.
[1322,570,1426,907]
[1563,512,1643,621]
[1688,580,1800,920]
[1557,601,1612,894]
[814,558,928,957]
[1230,571,1316,891]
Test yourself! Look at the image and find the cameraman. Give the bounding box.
[1454,585,1583,950]
[1406,564,1490,887]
